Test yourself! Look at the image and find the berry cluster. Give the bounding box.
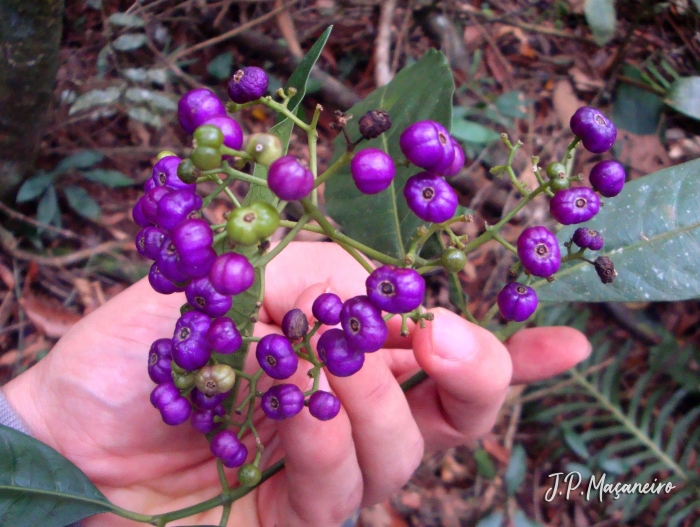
[497,106,623,322]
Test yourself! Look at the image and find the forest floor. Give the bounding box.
[1,1,699,526]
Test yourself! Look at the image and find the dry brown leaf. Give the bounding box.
[73,278,106,314]
[0,262,14,289]
[0,291,14,328]
[482,438,510,465]
[552,80,582,129]
[615,131,670,178]
[0,335,50,367]
[569,67,604,92]
[359,501,408,527]
[19,293,81,338]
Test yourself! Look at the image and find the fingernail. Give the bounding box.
[430,311,478,362]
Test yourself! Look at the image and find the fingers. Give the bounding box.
[506,326,591,384]
[259,382,364,527]
[261,242,368,324]
[409,308,513,449]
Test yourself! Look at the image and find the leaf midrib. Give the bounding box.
[0,485,113,510]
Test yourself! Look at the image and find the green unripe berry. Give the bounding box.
[172,370,195,390]
[246,133,283,167]
[157,150,177,161]
[195,364,236,396]
[549,176,571,193]
[191,146,222,171]
[545,162,567,180]
[171,360,188,375]
[237,464,262,486]
[194,125,224,149]
[441,247,467,272]
[226,201,280,246]
[177,158,200,184]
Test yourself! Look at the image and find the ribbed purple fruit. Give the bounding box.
[156,237,189,283]
[549,187,600,225]
[210,429,248,468]
[155,190,202,231]
[589,160,625,198]
[177,246,217,279]
[172,311,212,371]
[434,138,465,178]
[317,328,365,377]
[132,198,150,227]
[186,276,232,317]
[403,172,458,223]
[312,293,343,326]
[148,338,173,384]
[191,388,228,410]
[151,156,195,192]
[267,155,314,201]
[340,296,388,353]
[208,253,255,296]
[569,106,617,154]
[148,263,186,295]
[350,148,396,194]
[150,382,191,426]
[517,226,561,278]
[141,187,172,225]
[497,283,538,322]
[366,265,425,314]
[572,228,604,251]
[191,405,225,434]
[136,226,166,260]
[308,390,341,421]
[399,120,454,170]
[207,317,242,354]
[170,218,213,255]
[228,67,268,103]
[178,88,227,134]
[260,384,305,420]
[256,334,299,379]
[202,115,243,151]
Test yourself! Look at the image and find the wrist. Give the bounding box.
[1,364,53,447]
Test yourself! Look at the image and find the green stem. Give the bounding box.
[259,96,310,132]
[220,145,253,161]
[219,504,232,527]
[202,175,236,208]
[308,104,321,205]
[489,228,517,254]
[400,370,428,391]
[313,151,353,188]
[480,302,501,327]
[219,164,269,187]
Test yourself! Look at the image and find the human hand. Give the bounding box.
[2,242,590,526]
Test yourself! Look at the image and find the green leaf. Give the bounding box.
[473,447,497,479]
[81,169,134,187]
[584,0,617,46]
[112,33,148,52]
[451,119,500,145]
[0,424,113,526]
[69,87,121,115]
[504,443,527,496]
[124,88,177,111]
[245,26,333,206]
[127,106,163,128]
[54,150,105,175]
[16,171,55,203]
[563,426,591,460]
[36,186,59,227]
[475,511,504,527]
[63,186,102,220]
[325,49,454,258]
[666,76,700,121]
[535,159,700,302]
[107,12,145,27]
[613,65,664,135]
[207,52,233,81]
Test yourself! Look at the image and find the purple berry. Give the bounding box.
[144,178,157,192]
[132,198,150,227]
[317,328,364,377]
[434,138,465,178]
[549,187,600,225]
[159,397,192,426]
[366,265,425,314]
[589,160,625,198]
[156,237,190,283]
[172,311,213,371]
[228,67,268,104]
[177,246,217,279]
[151,156,195,192]
[340,296,388,352]
[403,172,458,223]
[399,120,454,170]
[141,187,172,225]
[350,148,396,195]
[178,88,227,135]
[210,429,248,468]
[260,383,304,420]
[148,263,186,295]
[191,388,228,410]
[191,405,225,434]
[267,155,314,201]
[572,228,604,251]
[150,381,180,408]
[170,218,213,255]
[256,334,299,380]
[308,391,341,421]
[202,115,243,151]
[517,226,561,278]
[156,190,203,231]
[281,309,309,340]
[207,317,242,354]
[312,293,343,326]
[136,226,166,260]
[208,253,255,296]
[570,106,617,154]
[497,283,538,322]
[148,338,173,384]
[186,277,232,317]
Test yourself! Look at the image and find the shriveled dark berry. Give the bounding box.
[228,66,268,104]
[358,109,392,139]
[572,228,604,251]
[281,308,309,340]
[593,256,616,284]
